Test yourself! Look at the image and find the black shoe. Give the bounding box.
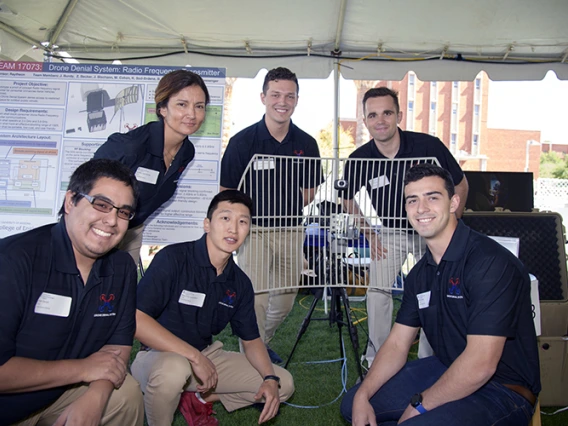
[266,345,283,364]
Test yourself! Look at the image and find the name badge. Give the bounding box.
[417,291,431,309]
[34,292,72,317]
[135,167,159,184]
[369,175,389,189]
[253,158,275,171]
[179,290,206,307]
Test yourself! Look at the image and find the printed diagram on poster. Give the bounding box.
[0,133,59,218]
[64,83,144,138]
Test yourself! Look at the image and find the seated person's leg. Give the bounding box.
[100,374,145,425]
[131,350,192,426]
[394,381,533,426]
[22,374,144,426]
[341,357,446,424]
[192,341,294,412]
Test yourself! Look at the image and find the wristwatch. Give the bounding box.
[264,375,281,388]
[410,393,427,414]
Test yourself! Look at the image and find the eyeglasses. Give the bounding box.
[79,193,135,221]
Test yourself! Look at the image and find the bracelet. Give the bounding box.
[264,375,281,388]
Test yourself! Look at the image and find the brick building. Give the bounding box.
[344,72,542,178]
[542,142,568,157]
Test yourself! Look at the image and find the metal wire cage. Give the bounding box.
[235,154,441,293]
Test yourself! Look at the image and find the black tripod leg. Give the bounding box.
[284,288,323,369]
[332,288,346,361]
[339,287,364,381]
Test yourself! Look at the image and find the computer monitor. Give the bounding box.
[464,171,534,212]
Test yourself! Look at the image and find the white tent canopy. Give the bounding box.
[1,0,568,80]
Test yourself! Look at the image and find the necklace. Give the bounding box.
[164,144,181,168]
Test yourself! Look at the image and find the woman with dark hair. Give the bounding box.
[94,69,210,263]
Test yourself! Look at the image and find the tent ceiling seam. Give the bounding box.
[333,0,348,53]
[0,21,42,48]
[48,0,79,47]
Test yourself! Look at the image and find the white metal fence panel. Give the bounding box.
[236,155,441,293]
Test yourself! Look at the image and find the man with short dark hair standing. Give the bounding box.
[341,163,539,426]
[343,87,469,366]
[0,158,144,426]
[131,190,294,426]
[221,67,323,362]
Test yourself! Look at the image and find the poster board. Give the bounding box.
[0,61,226,244]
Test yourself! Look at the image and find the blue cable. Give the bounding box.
[283,335,350,409]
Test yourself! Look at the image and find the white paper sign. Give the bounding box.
[179,290,206,307]
[369,175,390,189]
[417,291,431,309]
[253,159,275,171]
[135,167,159,184]
[529,274,541,336]
[34,292,72,317]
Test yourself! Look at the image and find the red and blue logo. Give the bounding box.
[99,294,115,313]
[222,290,236,306]
[447,277,463,299]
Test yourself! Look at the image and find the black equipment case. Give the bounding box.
[463,211,568,406]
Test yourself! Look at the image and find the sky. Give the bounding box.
[487,71,568,144]
[229,70,568,145]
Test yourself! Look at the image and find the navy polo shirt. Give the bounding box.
[0,219,137,424]
[220,116,323,226]
[137,234,259,351]
[343,129,464,228]
[94,120,196,227]
[396,220,541,395]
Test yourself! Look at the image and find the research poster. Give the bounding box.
[0,61,226,244]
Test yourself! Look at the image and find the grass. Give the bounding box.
[131,291,568,425]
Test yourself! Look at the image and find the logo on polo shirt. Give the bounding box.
[293,150,304,156]
[447,277,463,299]
[94,294,117,317]
[218,289,236,308]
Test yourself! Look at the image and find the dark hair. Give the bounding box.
[155,69,210,120]
[206,190,253,220]
[363,87,400,114]
[404,163,455,198]
[59,159,139,215]
[262,67,299,95]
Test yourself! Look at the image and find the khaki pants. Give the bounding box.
[238,229,303,343]
[13,374,144,426]
[118,223,145,266]
[364,230,433,366]
[131,341,294,426]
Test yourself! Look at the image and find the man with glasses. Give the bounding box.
[0,159,144,426]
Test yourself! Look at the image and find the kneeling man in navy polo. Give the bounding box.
[0,159,144,426]
[341,163,540,426]
[132,190,294,426]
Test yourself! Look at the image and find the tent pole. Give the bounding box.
[325,60,341,315]
[333,61,340,162]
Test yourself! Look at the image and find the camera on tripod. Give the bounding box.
[334,179,348,191]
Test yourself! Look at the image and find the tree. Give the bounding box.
[316,121,356,176]
[540,150,568,179]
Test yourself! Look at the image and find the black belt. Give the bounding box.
[503,383,537,406]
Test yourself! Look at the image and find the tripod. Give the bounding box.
[284,244,364,382]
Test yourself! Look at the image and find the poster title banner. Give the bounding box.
[0,61,226,78]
